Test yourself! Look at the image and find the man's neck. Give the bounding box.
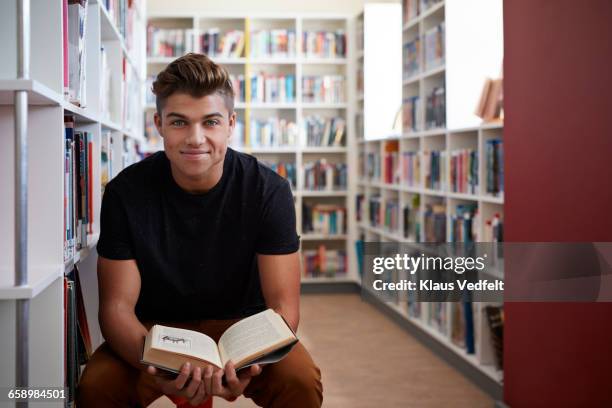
[169,161,224,194]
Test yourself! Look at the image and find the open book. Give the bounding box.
[141,309,298,373]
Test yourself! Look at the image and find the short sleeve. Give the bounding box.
[255,178,300,255]
[96,185,135,260]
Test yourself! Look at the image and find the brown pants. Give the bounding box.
[76,319,323,407]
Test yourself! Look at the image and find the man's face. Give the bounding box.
[154,92,235,182]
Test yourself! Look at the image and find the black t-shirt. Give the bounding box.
[96,148,299,321]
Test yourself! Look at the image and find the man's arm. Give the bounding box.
[257,252,301,332]
[97,256,149,371]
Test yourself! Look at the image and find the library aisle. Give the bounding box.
[151,294,491,408]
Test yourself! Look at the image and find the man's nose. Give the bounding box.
[186,123,206,145]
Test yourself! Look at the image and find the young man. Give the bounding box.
[76,53,323,407]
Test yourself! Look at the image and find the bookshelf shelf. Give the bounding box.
[299,57,348,65]
[302,103,348,109]
[302,146,347,153]
[354,1,504,393]
[0,265,64,300]
[0,0,147,399]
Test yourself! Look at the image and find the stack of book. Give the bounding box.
[147,27,193,57]
[385,200,400,233]
[260,161,297,188]
[383,141,400,184]
[200,29,245,58]
[250,29,297,58]
[423,202,446,242]
[303,160,347,191]
[403,96,421,132]
[301,30,346,58]
[368,196,382,227]
[403,36,421,79]
[64,116,94,262]
[423,22,445,69]
[486,139,504,196]
[423,150,446,190]
[302,246,347,277]
[230,74,246,103]
[236,117,298,148]
[450,148,478,194]
[302,204,346,235]
[425,86,445,129]
[250,72,296,103]
[450,203,478,243]
[402,151,421,187]
[302,116,346,147]
[366,152,381,181]
[302,75,345,103]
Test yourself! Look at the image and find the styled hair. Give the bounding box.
[152,53,235,116]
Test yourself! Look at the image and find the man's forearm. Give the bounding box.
[99,305,149,371]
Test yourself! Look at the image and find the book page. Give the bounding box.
[152,325,222,368]
[218,309,295,367]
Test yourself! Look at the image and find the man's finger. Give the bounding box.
[147,366,157,376]
[211,366,225,396]
[184,366,202,398]
[224,361,242,395]
[203,365,214,396]
[174,362,191,390]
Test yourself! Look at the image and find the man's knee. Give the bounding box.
[284,362,323,402]
[76,343,140,407]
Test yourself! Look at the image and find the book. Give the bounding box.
[141,309,298,373]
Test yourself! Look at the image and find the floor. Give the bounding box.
[150,293,492,408]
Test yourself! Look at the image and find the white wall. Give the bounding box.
[148,0,399,16]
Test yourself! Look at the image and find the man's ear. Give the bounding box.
[153,111,163,138]
[227,111,236,138]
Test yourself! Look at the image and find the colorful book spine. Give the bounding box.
[302,75,345,104]
[403,36,421,78]
[302,246,347,277]
[302,116,346,147]
[450,148,479,194]
[423,150,446,190]
[486,139,504,196]
[303,160,347,191]
[239,117,297,148]
[425,86,445,129]
[260,161,297,188]
[402,96,421,132]
[250,29,297,58]
[423,203,446,243]
[423,21,445,70]
[302,30,346,58]
[402,151,420,187]
[250,73,296,103]
[302,204,346,235]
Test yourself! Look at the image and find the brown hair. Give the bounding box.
[152,53,234,117]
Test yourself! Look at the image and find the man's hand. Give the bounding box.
[204,361,262,401]
[147,363,209,406]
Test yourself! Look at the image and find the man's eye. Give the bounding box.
[171,120,186,126]
[204,120,219,127]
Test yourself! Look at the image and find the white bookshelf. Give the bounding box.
[354,0,504,393]
[0,0,147,401]
[145,12,359,285]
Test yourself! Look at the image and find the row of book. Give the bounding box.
[232,117,299,148]
[303,116,346,147]
[364,152,382,181]
[250,29,297,58]
[486,139,504,196]
[64,266,93,406]
[103,0,137,45]
[302,204,347,235]
[100,131,114,194]
[303,160,348,191]
[425,86,446,129]
[383,142,401,184]
[302,30,346,58]
[450,149,478,194]
[201,29,245,59]
[261,161,297,188]
[423,202,446,242]
[251,73,296,103]
[423,22,445,70]
[402,0,444,24]
[450,203,478,243]
[302,75,345,104]
[302,246,347,277]
[402,151,421,186]
[423,150,446,190]
[147,27,193,58]
[64,116,94,262]
[403,95,421,132]
[403,37,421,78]
[63,0,88,107]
